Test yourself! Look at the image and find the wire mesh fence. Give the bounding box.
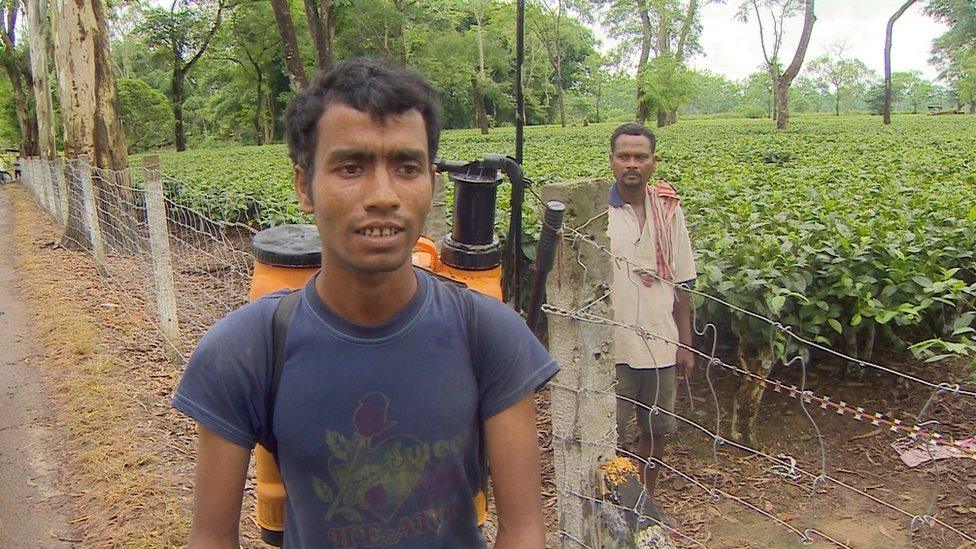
[19,155,257,361]
[16,159,976,548]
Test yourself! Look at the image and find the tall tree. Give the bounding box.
[636,0,652,123]
[739,0,816,130]
[303,0,335,70]
[50,0,129,247]
[529,0,572,127]
[599,0,709,125]
[25,0,55,158]
[526,0,590,127]
[926,0,976,113]
[469,0,493,133]
[894,70,935,113]
[223,0,281,144]
[269,0,307,89]
[0,0,40,157]
[883,0,917,124]
[51,0,126,168]
[140,0,225,151]
[808,43,871,116]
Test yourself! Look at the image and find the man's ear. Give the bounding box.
[294,165,314,213]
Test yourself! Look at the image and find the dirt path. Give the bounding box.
[0,189,78,547]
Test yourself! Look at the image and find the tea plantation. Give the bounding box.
[137,115,976,365]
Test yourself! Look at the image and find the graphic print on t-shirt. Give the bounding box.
[313,391,469,546]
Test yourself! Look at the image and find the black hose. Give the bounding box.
[526,201,565,333]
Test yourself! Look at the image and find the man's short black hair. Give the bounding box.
[610,123,656,153]
[285,57,442,177]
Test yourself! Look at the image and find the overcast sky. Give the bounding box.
[599,0,949,82]
[140,0,948,82]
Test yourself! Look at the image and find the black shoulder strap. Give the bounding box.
[263,289,302,458]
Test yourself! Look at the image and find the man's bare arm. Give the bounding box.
[188,423,251,549]
[485,393,546,548]
[673,285,694,379]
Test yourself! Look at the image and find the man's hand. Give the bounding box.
[676,347,694,381]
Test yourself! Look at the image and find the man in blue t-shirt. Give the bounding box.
[172,58,558,548]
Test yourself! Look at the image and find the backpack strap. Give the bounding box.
[263,289,302,458]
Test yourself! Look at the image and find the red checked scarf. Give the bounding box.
[638,180,681,282]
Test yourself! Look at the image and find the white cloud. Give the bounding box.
[688,0,948,81]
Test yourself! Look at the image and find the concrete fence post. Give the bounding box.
[544,179,617,548]
[143,156,182,363]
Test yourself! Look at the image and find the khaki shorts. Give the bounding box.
[615,364,677,439]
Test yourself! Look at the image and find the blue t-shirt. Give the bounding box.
[172,268,558,548]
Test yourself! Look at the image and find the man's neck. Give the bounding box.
[314,263,418,326]
[617,181,646,207]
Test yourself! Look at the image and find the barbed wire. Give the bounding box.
[543,306,976,544]
[554,378,976,543]
[542,182,966,541]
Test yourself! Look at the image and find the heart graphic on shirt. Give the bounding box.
[326,433,429,522]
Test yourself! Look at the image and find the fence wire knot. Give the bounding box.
[771,454,801,480]
[910,514,934,531]
[937,382,961,395]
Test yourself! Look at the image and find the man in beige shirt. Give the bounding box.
[607,123,696,525]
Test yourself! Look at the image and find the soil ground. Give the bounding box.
[3,183,975,547]
[0,190,79,547]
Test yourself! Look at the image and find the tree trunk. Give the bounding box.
[772,0,816,131]
[89,0,127,171]
[862,322,876,362]
[3,61,39,157]
[264,91,275,143]
[476,14,486,78]
[730,339,773,446]
[835,92,840,116]
[557,83,566,127]
[635,0,651,124]
[172,68,186,151]
[303,0,333,71]
[884,0,917,124]
[595,80,602,122]
[652,5,671,128]
[394,0,407,64]
[775,78,790,130]
[471,76,489,134]
[61,161,91,249]
[322,0,334,69]
[269,0,307,90]
[51,0,131,251]
[26,0,57,159]
[254,72,264,144]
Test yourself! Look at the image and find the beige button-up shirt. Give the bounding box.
[607,183,697,369]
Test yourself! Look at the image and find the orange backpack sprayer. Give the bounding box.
[248,155,564,545]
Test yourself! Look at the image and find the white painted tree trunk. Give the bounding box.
[26,0,57,160]
[51,0,131,249]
